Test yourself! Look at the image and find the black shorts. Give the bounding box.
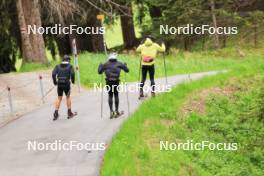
[57,86,71,97]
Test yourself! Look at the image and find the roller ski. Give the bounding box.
[138,91,148,100]
[114,111,124,118]
[67,110,77,119]
[110,111,124,119]
[110,111,115,119]
[138,95,148,100]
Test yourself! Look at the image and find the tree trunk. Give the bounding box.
[149,6,162,19]
[76,33,93,52]
[184,37,189,51]
[120,3,137,49]
[54,34,72,57]
[16,0,34,62]
[222,35,227,48]
[16,0,47,63]
[254,24,257,47]
[69,29,94,52]
[91,19,105,52]
[210,0,220,49]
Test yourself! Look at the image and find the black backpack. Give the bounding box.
[105,62,120,81]
[57,64,71,86]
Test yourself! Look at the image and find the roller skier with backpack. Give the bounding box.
[98,53,129,119]
[52,55,77,120]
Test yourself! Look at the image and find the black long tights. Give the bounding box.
[107,81,119,112]
[140,65,155,92]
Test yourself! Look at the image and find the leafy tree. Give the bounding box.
[0,0,18,73]
[246,11,264,47]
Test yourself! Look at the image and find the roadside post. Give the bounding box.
[97,14,107,119]
[7,86,13,113]
[72,39,81,93]
[39,75,45,103]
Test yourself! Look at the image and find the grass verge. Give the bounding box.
[75,51,264,88]
[17,47,264,88]
[100,59,264,176]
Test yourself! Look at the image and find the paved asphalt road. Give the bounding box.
[0,71,224,176]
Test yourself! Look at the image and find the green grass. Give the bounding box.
[100,59,264,176]
[17,49,59,72]
[77,50,263,88]
[105,17,141,48]
[18,48,264,88]
[18,61,58,72]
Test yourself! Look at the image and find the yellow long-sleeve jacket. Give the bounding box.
[136,38,166,66]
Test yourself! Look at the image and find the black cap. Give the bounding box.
[141,35,155,44]
[63,55,70,61]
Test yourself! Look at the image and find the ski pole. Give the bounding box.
[138,56,142,82]
[124,65,130,116]
[163,53,168,86]
[100,73,104,119]
[138,56,142,96]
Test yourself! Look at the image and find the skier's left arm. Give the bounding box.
[70,65,75,84]
[155,43,166,52]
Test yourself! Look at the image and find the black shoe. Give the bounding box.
[53,110,59,121]
[67,110,77,119]
[139,89,144,97]
[151,92,156,97]
[110,111,115,119]
[139,92,145,99]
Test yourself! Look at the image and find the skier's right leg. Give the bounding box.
[149,65,156,97]
[64,86,76,119]
[107,84,115,119]
[113,84,119,113]
[108,91,114,112]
